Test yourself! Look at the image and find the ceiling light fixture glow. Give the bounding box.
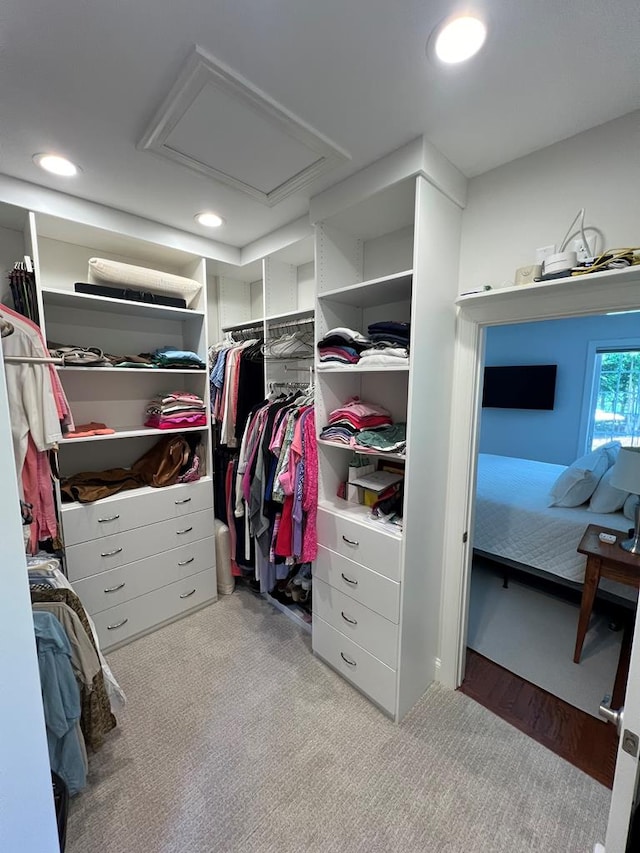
[433,16,487,64]
[195,211,224,228]
[33,153,78,176]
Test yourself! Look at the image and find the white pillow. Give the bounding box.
[623,493,640,521]
[88,258,202,308]
[589,467,629,513]
[548,447,611,508]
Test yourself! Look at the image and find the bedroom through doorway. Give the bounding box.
[460,309,640,787]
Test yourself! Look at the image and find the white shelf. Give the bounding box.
[319,497,403,540]
[60,475,213,511]
[264,307,314,323]
[56,366,207,375]
[60,424,208,445]
[42,288,204,321]
[318,438,406,462]
[316,363,409,373]
[456,265,640,323]
[318,270,413,307]
[221,317,264,332]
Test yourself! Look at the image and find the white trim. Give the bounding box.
[240,216,313,266]
[139,46,350,207]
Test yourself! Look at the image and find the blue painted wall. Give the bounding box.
[480,312,640,465]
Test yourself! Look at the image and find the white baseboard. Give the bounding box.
[434,657,442,678]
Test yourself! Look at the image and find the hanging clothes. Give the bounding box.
[209,338,264,447]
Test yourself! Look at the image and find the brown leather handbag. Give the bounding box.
[132,434,191,488]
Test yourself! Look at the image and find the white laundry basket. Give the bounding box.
[214,519,235,595]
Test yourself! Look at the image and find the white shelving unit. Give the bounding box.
[30,212,217,650]
[312,170,463,721]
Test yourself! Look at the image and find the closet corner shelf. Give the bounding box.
[315,363,409,373]
[221,318,264,332]
[59,424,209,444]
[319,497,403,540]
[264,307,314,323]
[60,475,213,511]
[317,269,413,307]
[41,287,205,321]
[317,438,406,462]
[56,366,207,375]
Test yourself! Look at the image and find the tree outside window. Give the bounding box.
[588,348,640,450]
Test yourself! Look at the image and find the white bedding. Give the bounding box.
[474,453,636,601]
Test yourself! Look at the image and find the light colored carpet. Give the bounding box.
[468,561,621,717]
[67,590,610,853]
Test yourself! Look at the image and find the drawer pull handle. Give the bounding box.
[341,572,358,586]
[175,497,192,505]
[101,548,123,558]
[107,618,128,631]
[177,526,193,535]
[341,611,357,625]
[178,557,194,566]
[104,582,125,593]
[340,652,357,667]
[180,588,197,599]
[98,514,120,523]
[342,535,359,547]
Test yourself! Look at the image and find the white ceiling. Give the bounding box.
[0,0,638,249]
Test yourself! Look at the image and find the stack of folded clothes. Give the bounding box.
[151,347,207,370]
[319,397,392,444]
[144,392,207,429]
[317,327,370,366]
[352,423,407,454]
[357,321,410,366]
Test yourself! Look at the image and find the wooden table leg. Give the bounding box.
[574,556,601,664]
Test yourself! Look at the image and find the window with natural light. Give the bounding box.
[588,348,640,450]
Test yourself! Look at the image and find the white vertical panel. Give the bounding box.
[296,261,315,310]
[363,226,414,281]
[0,338,60,853]
[25,212,48,336]
[316,224,363,294]
[264,257,297,316]
[250,279,264,320]
[218,276,252,329]
[397,175,463,720]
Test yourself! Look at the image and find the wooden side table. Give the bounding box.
[574,524,640,664]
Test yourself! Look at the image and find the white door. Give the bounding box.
[602,600,640,852]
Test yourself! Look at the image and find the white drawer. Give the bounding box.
[66,508,213,581]
[313,578,398,669]
[93,568,217,650]
[313,615,396,715]
[73,536,215,614]
[313,546,400,623]
[62,478,213,546]
[317,509,401,581]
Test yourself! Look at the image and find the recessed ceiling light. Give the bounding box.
[432,15,487,64]
[33,153,79,176]
[195,211,224,228]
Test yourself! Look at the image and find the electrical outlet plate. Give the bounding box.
[570,236,591,263]
[535,245,556,265]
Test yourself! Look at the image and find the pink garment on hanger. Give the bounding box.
[300,411,318,563]
[22,436,58,553]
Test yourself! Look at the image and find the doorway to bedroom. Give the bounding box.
[459,309,640,787]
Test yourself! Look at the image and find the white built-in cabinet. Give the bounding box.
[312,174,463,720]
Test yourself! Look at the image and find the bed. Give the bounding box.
[474,453,636,603]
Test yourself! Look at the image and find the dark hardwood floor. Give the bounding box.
[459,649,619,788]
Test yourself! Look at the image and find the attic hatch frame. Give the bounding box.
[138,45,351,207]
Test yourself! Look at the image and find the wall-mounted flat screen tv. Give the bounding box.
[482,364,557,410]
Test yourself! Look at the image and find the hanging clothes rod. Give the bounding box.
[3,354,65,365]
[267,316,314,330]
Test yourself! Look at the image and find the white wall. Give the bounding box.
[0,345,59,853]
[459,110,640,293]
[480,312,640,465]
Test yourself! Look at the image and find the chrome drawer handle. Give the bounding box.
[180,588,196,599]
[104,582,125,593]
[340,652,357,667]
[175,497,192,505]
[342,535,359,547]
[178,557,194,566]
[341,573,358,585]
[177,526,193,535]
[101,548,123,557]
[107,618,128,630]
[341,611,357,625]
[98,514,120,523]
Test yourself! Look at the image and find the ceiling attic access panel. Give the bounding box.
[139,46,350,206]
